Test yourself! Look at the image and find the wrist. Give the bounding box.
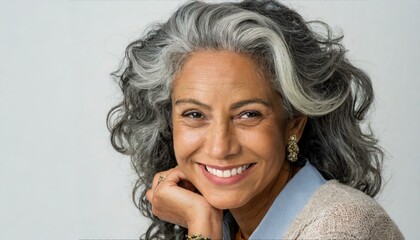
[186,234,211,240]
[187,206,222,239]
[187,221,222,239]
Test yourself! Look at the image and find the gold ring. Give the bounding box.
[158,175,166,185]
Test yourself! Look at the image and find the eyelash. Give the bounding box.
[239,111,262,119]
[182,111,205,119]
[181,110,262,119]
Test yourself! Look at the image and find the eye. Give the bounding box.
[182,111,204,119]
[239,111,262,119]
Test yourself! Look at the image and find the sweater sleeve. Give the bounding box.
[284,181,404,240]
[296,202,404,239]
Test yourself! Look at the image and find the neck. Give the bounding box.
[230,161,297,239]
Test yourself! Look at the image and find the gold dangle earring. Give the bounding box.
[287,134,299,162]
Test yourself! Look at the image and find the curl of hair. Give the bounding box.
[107,0,383,239]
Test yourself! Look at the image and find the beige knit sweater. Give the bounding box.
[283,180,404,239]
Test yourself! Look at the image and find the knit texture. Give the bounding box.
[283,180,404,239]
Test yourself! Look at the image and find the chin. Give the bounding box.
[204,193,250,210]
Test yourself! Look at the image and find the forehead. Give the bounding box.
[172,50,276,99]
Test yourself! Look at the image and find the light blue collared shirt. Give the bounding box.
[222,162,326,239]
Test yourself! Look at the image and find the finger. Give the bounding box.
[145,189,153,203]
[161,167,196,191]
[151,169,173,191]
[161,167,190,187]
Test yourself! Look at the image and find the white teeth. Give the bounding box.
[205,164,251,178]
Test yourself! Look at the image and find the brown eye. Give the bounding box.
[239,111,262,119]
[183,111,204,119]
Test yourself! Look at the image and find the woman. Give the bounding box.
[107,0,403,239]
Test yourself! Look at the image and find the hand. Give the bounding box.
[146,167,223,238]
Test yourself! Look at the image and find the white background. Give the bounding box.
[0,0,419,239]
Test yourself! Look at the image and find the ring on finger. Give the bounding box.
[158,175,167,185]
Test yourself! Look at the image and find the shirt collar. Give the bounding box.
[249,162,326,239]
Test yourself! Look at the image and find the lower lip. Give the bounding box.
[199,164,255,186]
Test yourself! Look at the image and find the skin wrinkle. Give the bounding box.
[107,1,384,238]
[171,50,306,237]
[175,98,273,112]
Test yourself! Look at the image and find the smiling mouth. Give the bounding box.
[205,164,254,178]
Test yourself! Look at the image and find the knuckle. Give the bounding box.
[153,173,160,182]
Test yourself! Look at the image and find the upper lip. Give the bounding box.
[197,162,254,170]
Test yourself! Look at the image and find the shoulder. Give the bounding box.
[284,180,404,239]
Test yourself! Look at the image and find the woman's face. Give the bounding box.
[172,51,293,210]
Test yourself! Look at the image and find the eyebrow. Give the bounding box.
[230,99,272,110]
[175,98,212,110]
[174,98,272,110]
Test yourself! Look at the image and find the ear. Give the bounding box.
[287,116,307,141]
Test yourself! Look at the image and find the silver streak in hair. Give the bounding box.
[107,0,383,239]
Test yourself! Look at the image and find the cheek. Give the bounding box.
[173,124,204,164]
[240,124,286,160]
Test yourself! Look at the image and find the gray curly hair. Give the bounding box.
[107,0,383,239]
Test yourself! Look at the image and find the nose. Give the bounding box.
[204,119,241,160]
